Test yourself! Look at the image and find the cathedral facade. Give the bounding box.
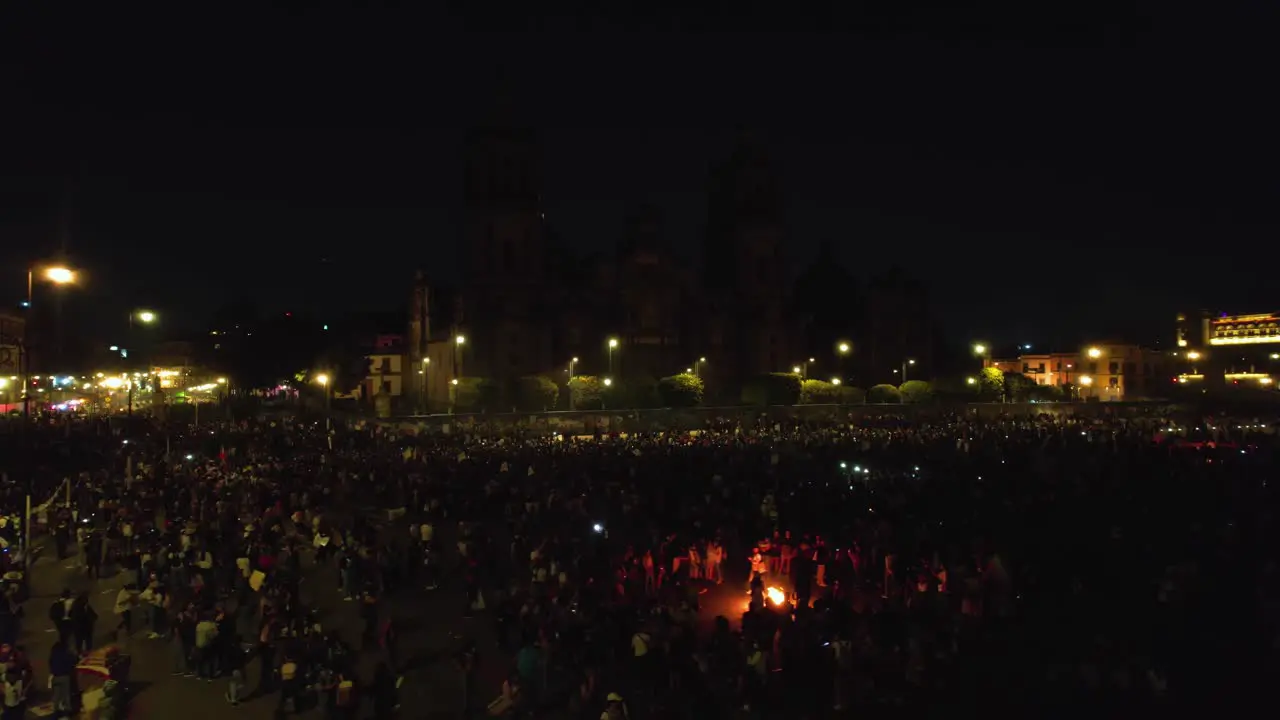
[442,127,798,402]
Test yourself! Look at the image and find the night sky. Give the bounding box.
[3,4,1277,353]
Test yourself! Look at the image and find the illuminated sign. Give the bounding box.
[1207,313,1280,346]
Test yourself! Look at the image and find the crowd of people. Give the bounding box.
[0,405,1276,717]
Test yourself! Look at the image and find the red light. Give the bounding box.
[285,312,292,317]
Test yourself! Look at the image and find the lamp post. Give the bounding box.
[607,337,619,377]
[901,358,916,382]
[693,356,706,379]
[793,357,816,380]
[23,266,76,419]
[423,357,432,410]
[453,335,466,383]
[567,356,579,410]
[127,309,158,415]
[837,342,851,383]
[972,342,988,376]
[602,376,613,410]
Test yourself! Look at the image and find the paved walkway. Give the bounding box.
[19,526,507,718]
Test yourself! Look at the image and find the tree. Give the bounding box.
[977,367,1005,401]
[867,383,902,403]
[657,373,704,407]
[838,386,866,404]
[741,372,803,406]
[898,379,934,403]
[1002,372,1035,402]
[568,376,604,410]
[514,375,559,411]
[800,379,840,404]
[454,377,500,412]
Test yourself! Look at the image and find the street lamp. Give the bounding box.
[23,265,77,418]
[567,357,579,410]
[793,358,815,379]
[835,342,851,385]
[831,377,842,386]
[901,358,916,382]
[966,376,977,385]
[452,334,466,382]
[607,337,619,376]
[1087,347,1102,359]
[126,309,159,414]
[419,357,431,411]
[693,357,706,379]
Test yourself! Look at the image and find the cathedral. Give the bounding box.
[405,125,800,405]
[401,123,936,410]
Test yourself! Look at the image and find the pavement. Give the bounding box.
[19,524,510,719]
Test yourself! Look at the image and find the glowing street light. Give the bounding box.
[966,376,977,385]
[602,377,613,386]
[1186,351,1201,361]
[568,357,580,410]
[455,335,466,345]
[216,377,227,384]
[792,365,802,374]
[1087,347,1102,359]
[972,343,987,356]
[831,377,842,386]
[901,358,916,381]
[1079,375,1094,386]
[43,267,75,285]
[607,337,620,375]
[135,310,157,324]
[837,342,851,355]
[693,356,707,379]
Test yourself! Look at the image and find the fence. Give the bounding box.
[384,400,1191,437]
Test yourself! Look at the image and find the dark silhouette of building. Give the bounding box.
[864,267,935,385]
[702,136,794,392]
[452,128,798,396]
[460,124,555,381]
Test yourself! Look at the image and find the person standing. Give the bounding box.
[48,640,76,717]
[48,589,73,647]
[113,584,138,638]
[70,592,97,655]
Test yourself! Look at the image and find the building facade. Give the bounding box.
[446,128,797,401]
[986,344,1171,401]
